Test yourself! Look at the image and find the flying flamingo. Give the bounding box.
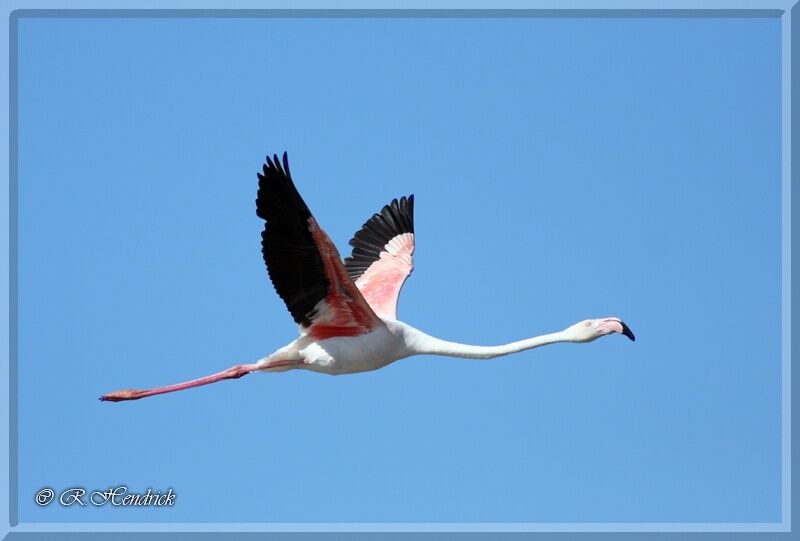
[101,152,634,402]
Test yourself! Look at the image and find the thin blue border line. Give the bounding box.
[3,5,791,538]
[5,522,794,533]
[1,8,788,17]
[783,5,792,531]
[3,2,13,538]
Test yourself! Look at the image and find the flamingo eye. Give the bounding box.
[584,321,592,327]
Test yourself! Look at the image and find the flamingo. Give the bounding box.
[100,152,634,402]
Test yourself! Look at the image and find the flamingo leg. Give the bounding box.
[99,359,301,402]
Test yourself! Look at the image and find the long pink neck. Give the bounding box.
[410,330,572,360]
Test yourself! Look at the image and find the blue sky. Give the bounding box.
[16,15,781,523]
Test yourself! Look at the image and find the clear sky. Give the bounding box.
[16,15,781,523]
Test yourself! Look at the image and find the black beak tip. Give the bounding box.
[620,321,635,342]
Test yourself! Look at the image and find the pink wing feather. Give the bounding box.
[256,153,382,339]
[344,196,415,320]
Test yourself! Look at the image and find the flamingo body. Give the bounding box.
[100,152,634,402]
[271,319,411,375]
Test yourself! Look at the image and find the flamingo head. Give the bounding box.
[567,317,636,343]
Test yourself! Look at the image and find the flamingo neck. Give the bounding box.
[408,329,574,360]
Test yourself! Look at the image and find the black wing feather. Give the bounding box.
[344,195,415,282]
[256,152,329,327]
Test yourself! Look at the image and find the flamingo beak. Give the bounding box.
[601,318,636,341]
[619,321,636,341]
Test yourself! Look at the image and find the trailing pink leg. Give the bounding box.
[100,362,272,402]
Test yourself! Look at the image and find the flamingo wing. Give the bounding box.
[344,195,415,320]
[256,152,382,339]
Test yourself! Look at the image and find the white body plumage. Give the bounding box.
[260,319,416,375]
